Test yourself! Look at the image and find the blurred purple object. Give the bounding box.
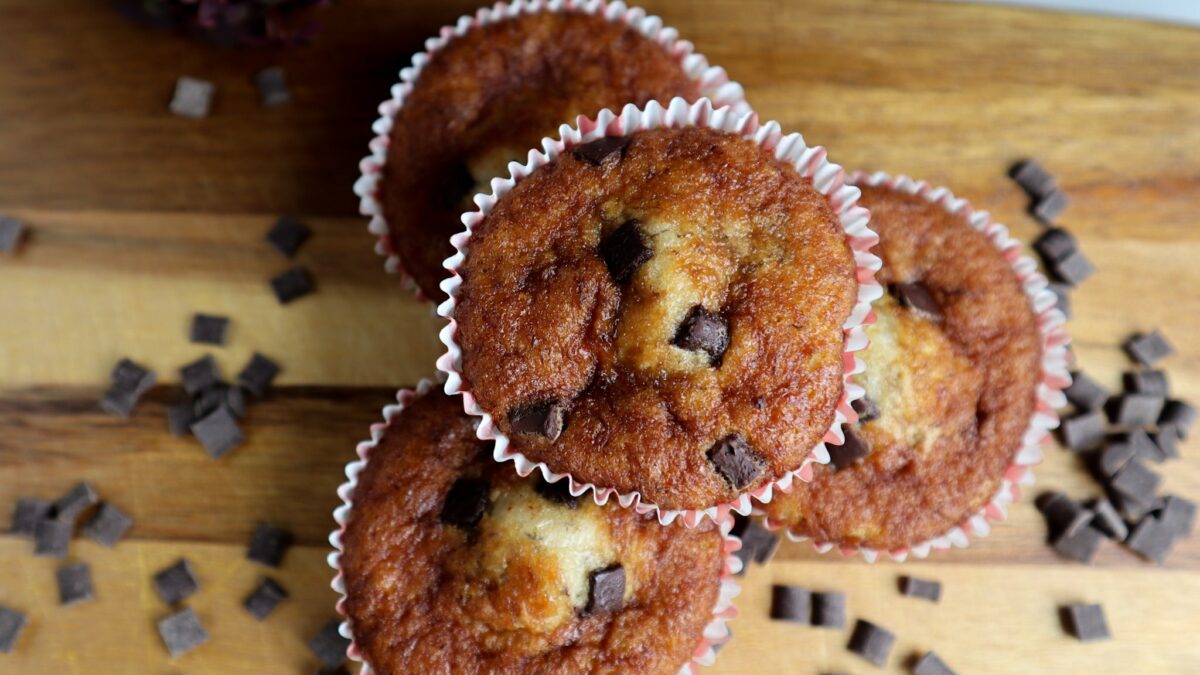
[114,0,330,47]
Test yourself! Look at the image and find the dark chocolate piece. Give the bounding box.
[189,314,229,346]
[1064,371,1109,410]
[111,358,154,391]
[270,266,313,304]
[769,585,811,623]
[848,619,896,667]
[899,576,942,603]
[309,619,350,668]
[1047,282,1072,319]
[153,559,200,606]
[246,524,293,567]
[1009,159,1057,200]
[82,502,133,547]
[254,66,290,107]
[53,482,98,524]
[1033,228,1077,263]
[190,406,244,459]
[1052,523,1103,563]
[158,607,209,657]
[1031,190,1069,225]
[1086,499,1129,541]
[194,384,245,420]
[439,161,476,209]
[1097,440,1136,478]
[1124,370,1168,396]
[0,215,26,253]
[509,400,566,441]
[180,355,221,396]
[169,77,214,119]
[1037,492,1089,541]
[1158,496,1196,538]
[11,498,51,537]
[598,219,652,285]
[1108,393,1165,429]
[572,136,630,167]
[829,427,870,470]
[1159,399,1196,438]
[585,564,626,615]
[265,215,310,258]
[101,358,157,418]
[707,434,764,490]
[533,477,578,508]
[243,577,288,621]
[1062,604,1110,642]
[1151,427,1179,461]
[852,395,881,423]
[1125,516,1174,564]
[1121,429,1164,463]
[57,562,94,606]
[731,516,780,574]
[673,305,729,365]
[912,651,958,675]
[812,592,846,629]
[1124,330,1174,366]
[237,352,281,398]
[891,282,942,321]
[1110,459,1161,502]
[1060,411,1106,452]
[0,606,26,654]
[33,517,71,558]
[1049,249,1094,287]
[1114,491,1159,523]
[168,399,194,436]
[440,478,490,529]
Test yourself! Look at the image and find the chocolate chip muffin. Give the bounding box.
[374,8,723,300]
[338,391,729,674]
[446,125,860,514]
[760,182,1043,551]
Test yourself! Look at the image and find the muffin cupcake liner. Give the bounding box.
[758,171,1073,563]
[435,96,883,528]
[352,0,751,301]
[327,379,742,674]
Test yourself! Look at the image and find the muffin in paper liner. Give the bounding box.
[352,0,750,301]
[434,97,883,528]
[326,379,743,674]
[757,171,1073,563]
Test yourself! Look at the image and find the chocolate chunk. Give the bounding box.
[194,383,245,420]
[224,385,246,417]
[1038,492,1091,542]
[246,523,293,567]
[731,515,780,574]
[572,136,630,167]
[769,585,811,623]
[270,266,314,304]
[899,576,942,602]
[309,619,350,668]
[812,592,846,629]
[0,215,26,253]
[439,161,476,209]
[254,66,290,107]
[53,482,98,524]
[1158,496,1196,538]
[265,215,310,258]
[1151,427,1180,461]
[112,357,153,391]
[1114,491,1160,522]
[33,517,71,558]
[1053,523,1103,563]
[1124,330,1174,366]
[1124,370,1168,396]
[1031,190,1069,225]
[1096,441,1136,478]
[829,427,870,470]
[82,502,133,547]
[1064,371,1109,411]
[180,355,221,396]
[1033,228,1077,263]
[533,477,578,508]
[158,607,209,657]
[1125,516,1175,563]
[852,395,881,423]
[1060,410,1106,452]
[243,577,288,621]
[585,564,626,615]
[891,282,942,321]
[1085,499,1128,541]
[848,619,896,666]
[1110,458,1161,502]
[190,406,244,459]
[1049,249,1094,287]
[1121,429,1164,463]
[673,305,730,365]
[1048,282,1072,319]
[440,478,490,529]
[168,399,194,436]
[0,606,26,654]
[101,358,157,418]
[1062,603,1110,641]
[598,219,652,285]
[11,498,51,537]
[154,559,200,606]
[189,314,229,346]
[913,651,958,675]
[509,400,566,441]
[169,77,215,119]
[1159,399,1196,438]
[237,352,281,398]
[1108,393,1165,429]
[1009,159,1057,200]
[57,562,94,606]
[707,434,764,490]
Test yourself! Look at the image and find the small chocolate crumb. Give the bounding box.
[891,282,942,321]
[1062,604,1110,642]
[572,136,630,167]
[707,433,764,490]
[1124,330,1174,366]
[674,305,729,365]
[585,564,626,615]
[769,585,811,623]
[509,400,566,441]
[440,478,490,530]
[598,219,652,285]
[848,619,896,666]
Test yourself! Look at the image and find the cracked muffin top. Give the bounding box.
[760,184,1042,551]
[340,391,725,675]
[380,9,704,300]
[450,126,859,513]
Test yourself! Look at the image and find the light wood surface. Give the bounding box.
[1,0,1199,673]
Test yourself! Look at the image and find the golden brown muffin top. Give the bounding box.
[452,126,858,512]
[761,185,1042,551]
[381,10,703,299]
[340,392,725,675]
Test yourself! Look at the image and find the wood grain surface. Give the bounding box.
[1,0,1199,673]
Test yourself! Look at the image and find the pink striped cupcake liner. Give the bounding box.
[326,379,742,674]
[435,97,883,528]
[758,171,1073,562]
[352,0,750,301]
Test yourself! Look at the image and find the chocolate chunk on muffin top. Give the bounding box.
[451,126,859,512]
[339,392,726,674]
[761,184,1043,551]
[380,9,704,299]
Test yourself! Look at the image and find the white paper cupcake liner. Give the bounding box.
[759,171,1073,562]
[327,380,742,674]
[435,97,883,528]
[352,0,751,301]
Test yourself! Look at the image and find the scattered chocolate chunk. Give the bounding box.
[533,477,578,508]
[154,559,200,606]
[848,619,896,666]
[1009,159,1057,200]
[1108,393,1165,429]
[53,482,98,524]
[439,162,476,209]
[237,353,281,398]
[852,396,881,423]
[769,585,811,623]
[1060,410,1106,451]
[1125,516,1175,563]
[440,479,490,529]
[1062,603,1110,641]
[899,576,942,603]
[598,219,652,285]
[243,577,288,621]
[1031,190,1069,225]
[158,607,209,658]
[33,517,72,558]
[1110,459,1161,502]
[586,564,626,615]
[168,399,194,436]
[180,355,221,396]
[1114,491,1160,523]
[829,427,870,470]
[190,406,244,459]
[194,383,244,419]
[11,498,51,537]
[891,282,942,321]
[255,66,290,107]
[0,606,25,654]
[1151,427,1179,461]
[509,400,566,441]
[169,77,215,119]
[247,524,293,567]
[270,266,314,304]
[707,434,764,490]
[1037,492,1089,541]
[1096,442,1135,478]
[1086,499,1129,541]
[1048,282,1072,319]
[812,592,847,629]
[265,215,310,258]
[1121,429,1164,463]
[57,562,94,606]
[309,619,350,668]
[1033,228,1077,263]
[1124,370,1168,396]
[673,305,730,365]
[189,314,229,346]
[1158,496,1196,538]
[101,358,157,418]
[1159,399,1196,437]
[99,387,143,417]
[572,136,630,167]
[912,651,958,675]
[1053,523,1103,563]
[1064,371,1108,411]
[82,502,133,547]
[0,216,26,253]
[1124,330,1174,366]
[731,515,780,573]
[1048,249,1095,287]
